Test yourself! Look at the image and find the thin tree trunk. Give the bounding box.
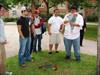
[44,0,49,20]
[97,0,100,74]
[0,44,6,75]
[65,0,69,14]
[31,0,36,17]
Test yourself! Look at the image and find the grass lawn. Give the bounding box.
[84,25,97,41]
[6,51,96,75]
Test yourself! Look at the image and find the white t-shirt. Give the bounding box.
[0,17,6,43]
[63,13,83,39]
[34,16,42,35]
[48,16,63,34]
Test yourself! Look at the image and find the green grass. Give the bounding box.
[84,25,97,41]
[6,51,96,75]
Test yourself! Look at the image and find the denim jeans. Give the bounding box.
[18,37,31,65]
[33,34,42,52]
[64,37,80,60]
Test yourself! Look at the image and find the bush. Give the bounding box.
[87,13,98,22]
[4,17,17,22]
[39,13,52,21]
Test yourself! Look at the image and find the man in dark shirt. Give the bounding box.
[80,13,87,46]
[17,7,32,67]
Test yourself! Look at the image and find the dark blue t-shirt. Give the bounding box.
[17,16,30,37]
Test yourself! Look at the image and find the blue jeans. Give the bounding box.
[33,34,42,52]
[64,37,80,60]
[18,37,31,65]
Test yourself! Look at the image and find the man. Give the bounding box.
[0,4,7,75]
[32,10,44,53]
[0,4,12,75]
[80,13,87,47]
[48,8,63,54]
[27,9,34,54]
[17,7,32,67]
[62,6,83,61]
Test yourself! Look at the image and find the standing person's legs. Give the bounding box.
[64,37,72,59]
[49,34,55,54]
[55,44,59,52]
[33,35,38,52]
[18,38,27,66]
[30,36,34,54]
[0,44,6,75]
[24,37,31,61]
[55,34,60,53]
[38,34,42,52]
[73,37,80,61]
[80,30,84,46]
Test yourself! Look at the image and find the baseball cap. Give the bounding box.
[21,6,27,11]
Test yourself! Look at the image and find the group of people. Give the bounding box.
[16,5,85,67]
[0,3,86,74]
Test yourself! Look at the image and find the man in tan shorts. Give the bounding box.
[48,8,63,54]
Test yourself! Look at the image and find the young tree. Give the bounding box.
[97,0,100,74]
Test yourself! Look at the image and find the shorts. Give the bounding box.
[49,33,61,44]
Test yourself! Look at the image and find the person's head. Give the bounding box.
[21,7,28,16]
[0,4,5,16]
[53,8,59,16]
[34,9,40,17]
[27,9,32,16]
[70,5,78,13]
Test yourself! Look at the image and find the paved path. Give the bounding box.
[4,25,97,58]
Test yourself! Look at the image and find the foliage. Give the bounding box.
[3,17,17,22]
[87,13,98,22]
[84,25,97,41]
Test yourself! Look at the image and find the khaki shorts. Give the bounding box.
[49,33,61,44]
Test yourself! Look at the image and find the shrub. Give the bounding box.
[87,13,98,22]
[4,17,17,22]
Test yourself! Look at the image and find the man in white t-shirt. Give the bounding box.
[0,4,12,75]
[48,8,63,54]
[62,5,83,61]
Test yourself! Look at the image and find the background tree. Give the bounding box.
[97,0,100,74]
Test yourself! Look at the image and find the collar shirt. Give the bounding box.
[63,13,84,39]
[48,16,63,34]
[0,17,6,43]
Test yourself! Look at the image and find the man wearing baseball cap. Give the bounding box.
[17,6,32,67]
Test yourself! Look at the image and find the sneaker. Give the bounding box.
[55,51,59,53]
[76,59,81,62]
[48,52,52,54]
[65,56,71,60]
[19,64,26,67]
[6,71,13,75]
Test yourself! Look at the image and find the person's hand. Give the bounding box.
[1,40,7,45]
[20,35,24,39]
[70,22,74,26]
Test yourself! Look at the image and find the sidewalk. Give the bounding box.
[5,25,97,58]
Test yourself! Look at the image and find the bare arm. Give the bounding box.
[17,25,24,39]
[70,22,80,27]
[48,24,52,35]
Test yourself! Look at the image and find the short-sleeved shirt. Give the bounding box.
[0,17,6,43]
[63,12,84,39]
[34,16,42,35]
[17,16,30,37]
[48,16,63,34]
